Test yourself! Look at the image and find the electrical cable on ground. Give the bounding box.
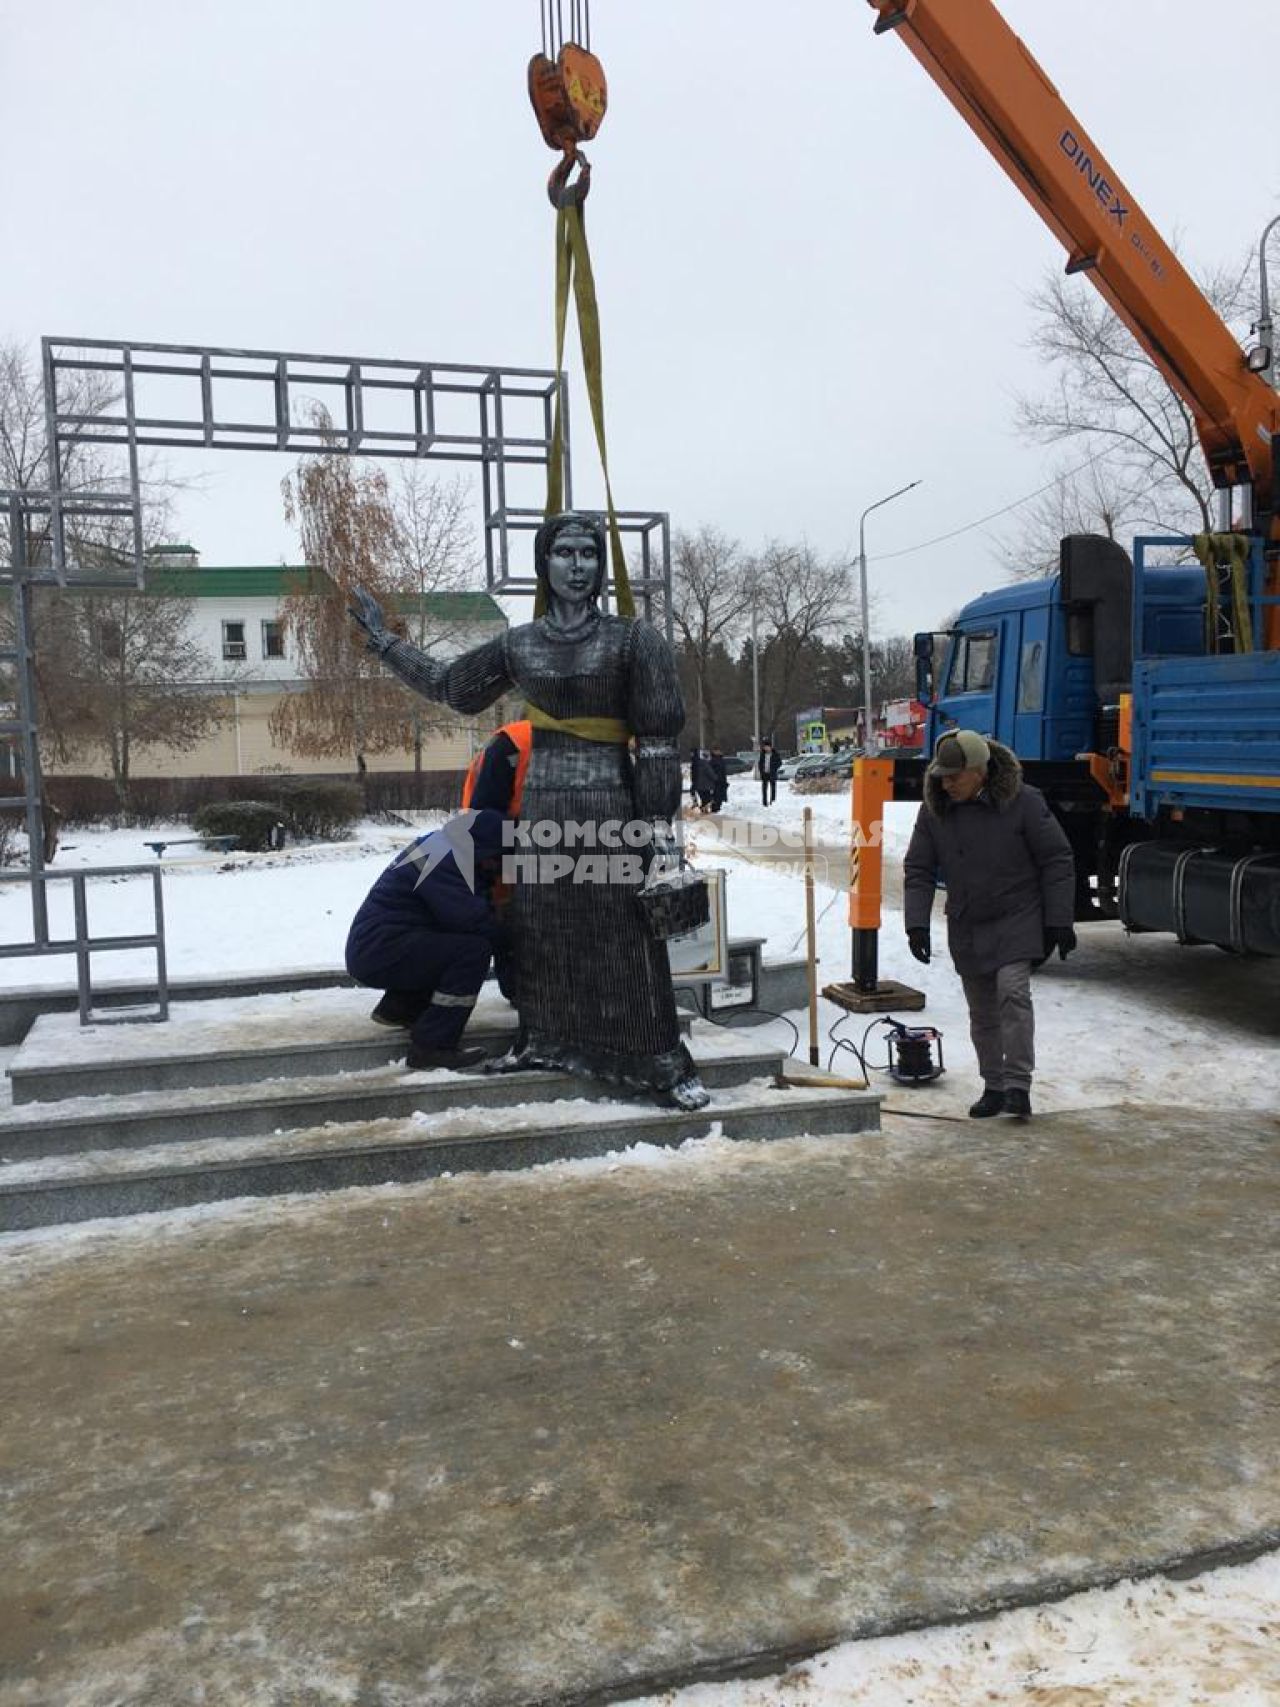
[699,1002,801,1058]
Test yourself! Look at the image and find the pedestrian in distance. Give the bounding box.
[902,730,1076,1120]
[707,747,729,814]
[756,738,781,806]
[345,808,508,1072]
[689,748,714,814]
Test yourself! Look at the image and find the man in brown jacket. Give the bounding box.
[903,730,1076,1120]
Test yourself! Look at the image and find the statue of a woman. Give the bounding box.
[352,510,710,1111]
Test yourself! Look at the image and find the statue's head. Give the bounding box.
[533,510,608,606]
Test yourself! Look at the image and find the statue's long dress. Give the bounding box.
[379,612,697,1094]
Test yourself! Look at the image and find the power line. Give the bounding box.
[869,444,1117,564]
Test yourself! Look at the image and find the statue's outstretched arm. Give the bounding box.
[351,589,513,714]
[627,621,686,824]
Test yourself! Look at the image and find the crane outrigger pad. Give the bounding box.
[823,976,926,1013]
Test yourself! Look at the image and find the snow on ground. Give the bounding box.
[6,779,1278,1116]
[4,787,1279,1704]
[0,814,445,989]
[694,780,1280,1117]
[698,774,872,845]
[624,1550,1280,1706]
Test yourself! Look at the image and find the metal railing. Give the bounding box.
[0,864,169,1024]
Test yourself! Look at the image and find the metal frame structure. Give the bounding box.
[41,337,673,623]
[3,334,675,1023]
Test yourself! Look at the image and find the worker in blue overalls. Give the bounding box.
[345,808,507,1071]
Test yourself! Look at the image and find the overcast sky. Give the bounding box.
[4,0,1277,636]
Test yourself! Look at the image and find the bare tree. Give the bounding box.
[273,424,488,778]
[0,339,186,570]
[669,525,753,747]
[995,454,1148,582]
[1005,255,1254,566]
[872,634,919,704]
[387,468,485,783]
[0,342,115,555]
[271,422,403,769]
[751,540,855,736]
[31,585,227,816]
[0,340,221,822]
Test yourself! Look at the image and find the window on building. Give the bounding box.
[222,620,247,661]
[261,619,285,659]
[949,630,996,693]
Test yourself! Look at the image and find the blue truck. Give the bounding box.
[860,0,1280,963]
[908,533,1280,955]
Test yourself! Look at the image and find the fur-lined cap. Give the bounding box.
[929,729,990,775]
[924,737,1023,816]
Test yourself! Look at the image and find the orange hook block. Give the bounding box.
[528,42,607,155]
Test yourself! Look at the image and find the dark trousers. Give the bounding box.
[347,929,492,1051]
[760,778,776,805]
[960,960,1035,1091]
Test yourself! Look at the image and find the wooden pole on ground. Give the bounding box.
[804,806,819,1066]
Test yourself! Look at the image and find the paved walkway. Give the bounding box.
[2,1104,1277,1706]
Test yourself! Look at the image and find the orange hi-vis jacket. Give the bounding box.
[461,720,533,817]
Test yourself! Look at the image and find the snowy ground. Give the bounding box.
[625,1552,1280,1706]
[3,782,1278,1705]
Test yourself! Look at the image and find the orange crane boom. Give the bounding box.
[866,0,1278,523]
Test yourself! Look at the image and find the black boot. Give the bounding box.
[1003,1087,1032,1120]
[968,1088,1006,1119]
[371,994,424,1029]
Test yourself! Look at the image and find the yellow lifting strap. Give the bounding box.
[544,202,634,619]
[1193,532,1253,654]
[524,703,630,744]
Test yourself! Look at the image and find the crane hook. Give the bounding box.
[528,39,606,207]
[547,146,592,209]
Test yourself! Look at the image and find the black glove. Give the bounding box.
[1043,924,1077,961]
[907,928,932,965]
[349,587,396,656]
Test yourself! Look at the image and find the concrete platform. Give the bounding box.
[0,988,881,1229]
[0,1079,879,1231]
[1,1102,1276,1705]
[7,987,689,1104]
[0,1040,764,1165]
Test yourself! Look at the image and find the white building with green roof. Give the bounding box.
[44,551,510,788]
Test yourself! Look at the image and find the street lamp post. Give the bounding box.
[750,591,761,752]
[1254,212,1280,389]
[858,480,921,754]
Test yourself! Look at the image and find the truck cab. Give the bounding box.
[917,535,1205,763]
[926,578,1089,762]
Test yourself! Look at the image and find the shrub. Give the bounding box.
[267,778,363,841]
[44,767,469,826]
[193,800,283,852]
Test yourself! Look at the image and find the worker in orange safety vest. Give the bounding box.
[461,720,532,817]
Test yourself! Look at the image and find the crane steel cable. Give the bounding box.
[541,0,590,60]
